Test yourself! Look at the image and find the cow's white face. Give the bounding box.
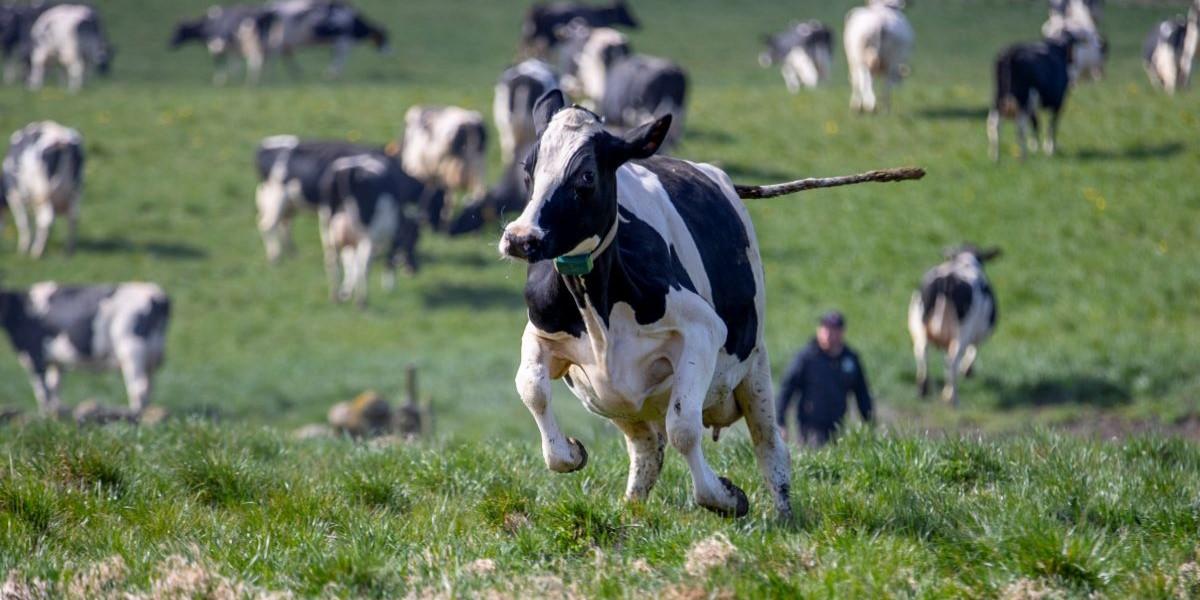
[499,90,670,263]
[256,179,295,263]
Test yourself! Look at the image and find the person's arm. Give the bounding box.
[776,353,806,441]
[851,353,874,423]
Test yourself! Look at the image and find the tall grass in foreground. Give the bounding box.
[2,420,1199,597]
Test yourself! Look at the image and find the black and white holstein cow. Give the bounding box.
[843,0,914,113]
[987,32,1088,161]
[400,105,487,229]
[170,4,266,85]
[1042,0,1106,82]
[1143,0,1199,95]
[520,0,638,57]
[575,28,688,144]
[0,2,51,85]
[760,20,834,93]
[28,3,112,92]
[0,281,170,418]
[494,59,559,165]
[907,245,1000,407]
[499,90,923,517]
[260,0,388,78]
[3,120,84,258]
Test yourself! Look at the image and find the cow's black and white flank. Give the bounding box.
[1143,0,1199,94]
[3,120,84,258]
[317,153,421,306]
[28,3,112,92]
[843,0,914,113]
[494,59,559,165]
[576,28,688,144]
[0,2,51,85]
[987,32,1088,161]
[400,105,487,227]
[260,0,388,78]
[520,0,637,56]
[760,20,834,93]
[907,245,1000,406]
[0,281,170,417]
[170,4,266,85]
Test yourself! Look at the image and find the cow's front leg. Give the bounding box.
[16,353,59,415]
[613,418,665,502]
[65,200,79,256]
[517,324,586,473]
[734,350,793,519]
[943,339,965,407]
[10,197,31,254]
[316,210,342,301]
[668,334,748,517]
[66,59,84,93]
[29,203,55,259]
[352,240,373,308]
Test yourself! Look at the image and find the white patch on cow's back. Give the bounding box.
[27,282,59,315]
[261,135,300,150]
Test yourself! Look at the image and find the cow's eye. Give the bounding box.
[579,171,595,187]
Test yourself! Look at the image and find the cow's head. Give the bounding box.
[945,244,1002,265]
[256,178,300,263]
[499,89,670,263]
[170,18,206,48]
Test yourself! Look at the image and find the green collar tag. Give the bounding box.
[553,254,594,276]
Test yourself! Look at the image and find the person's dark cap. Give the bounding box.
[818,311,845,328]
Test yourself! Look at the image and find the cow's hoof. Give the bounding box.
[565,437,588,472]
[703,477,749,519]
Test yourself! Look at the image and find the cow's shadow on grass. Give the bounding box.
[1067,142,1185,161]
[420,282,523,310]
[76,236,208,260]
[984,375,1131,409]
[916,106,990,121]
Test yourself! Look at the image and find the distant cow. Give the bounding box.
[987,32,1089,161]
[0,281,170,417]
[400,105,487,227]
[494,59,559,165]
[1144,1,1199,94]
[1042,0,1106,81]
[520,0,637,56]
[576,28,688,143]
[260,0,388,78]
[170,5,266,85]
[317,153,421,306]
[908,245,1000,406]
[0,2,50,84]
[28,3,112,92]
[843,0,913,113]
[760,20,834,92]
[3,121,84,258]
[447,160,528,236]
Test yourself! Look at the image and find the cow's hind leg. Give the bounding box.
[613,419,665,502]
[959,344,979,378]
[116,341,151,416]
[1044,109,1060,156]
[65,199,79,256]
[352,240,373,308]
[734,350,793,519]
[517,324,587,473]
[29,202,54,259]
[943,339,966,407]
[986,109,1001,162]
[10,198,31,254]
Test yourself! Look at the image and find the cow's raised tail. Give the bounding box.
[734,166,924,199]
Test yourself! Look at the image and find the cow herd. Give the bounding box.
[0,0,1195,517]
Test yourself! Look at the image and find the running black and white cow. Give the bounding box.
[1042,0,1106,82]
[400,105,487,227]
[28,3,112,92]
[316,153,421,306]
[499,91,795,518]
[575,28,688,143]
[3,120,84,258]
[907,245,1000,407]
[1144,0,1199,95]
[0,2,51,85]
[494,59,559,165]
[843,0,914,113]
[0,281,170,417]
[760,20,834,93]
[260,0,388,78]
[170,4,266,85]
[987,32,1088,161]
[520,0,637,57]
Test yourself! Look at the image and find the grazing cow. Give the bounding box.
[400,105,487,228]
[760,20,834,93]
[3,121,84,258]
[987,32,1090,161]
[1042,0,1106,81]
[520,0,637,57]
[576,28,688,143]
[170,4,266,85]
[447,160,529,236]
[0,2,50,84]
[494,59,559,165]
[260,0,388,78]
[843,0,914,113]
[1144,1,1199,94]
[28,3,112,92]
[908,245,1000,407]
[317,153,421,306]
[0,281,170,417]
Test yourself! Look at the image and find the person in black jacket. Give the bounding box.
[776,311,873,446]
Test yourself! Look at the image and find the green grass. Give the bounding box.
[0,0,1198,594]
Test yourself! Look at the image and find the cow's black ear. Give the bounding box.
[618,114,672,161]
[533,89,567,138]
[978,247,1002,262]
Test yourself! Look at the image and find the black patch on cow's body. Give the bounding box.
[993,37,1073,115]
[525,260,585,337]
[0,292,46,368]
[133,297,171,338]
[630,157,757,360]
[41,142,84,185]
[765,20,833,64]
[324,160,423,273]
[449,121,487,157]
[41,286,116,357]
[920,273,973,322]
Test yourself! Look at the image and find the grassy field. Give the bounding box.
[0,0,1198,595]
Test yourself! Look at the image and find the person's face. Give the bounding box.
[817,324,844,352]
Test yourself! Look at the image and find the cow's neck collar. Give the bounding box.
[552,216,619,277]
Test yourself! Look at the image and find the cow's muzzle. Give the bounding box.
[500,230,544,262]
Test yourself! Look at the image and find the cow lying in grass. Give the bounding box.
[500,89,923,518]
